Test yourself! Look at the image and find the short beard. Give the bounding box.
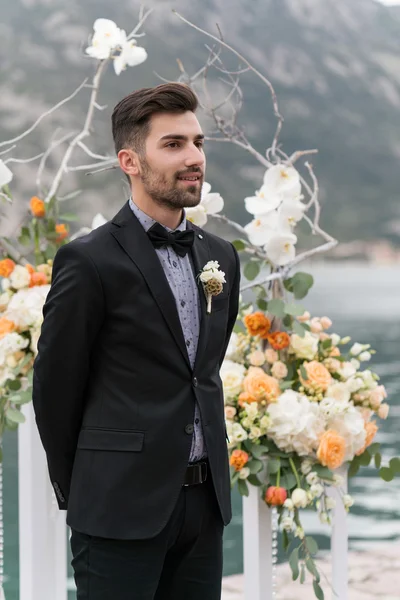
[139,157,202,210]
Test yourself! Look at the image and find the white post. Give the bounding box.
[18,402,67,600]
[242,484,273,600]
[327,467,348,600]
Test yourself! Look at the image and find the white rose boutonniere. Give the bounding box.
[199,260,226,314]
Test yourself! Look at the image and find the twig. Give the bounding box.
[67,158,117,172]
[77,141,112,161]
[5,152,45,165]
[0,79,88,149]
[126,7,154,40]
[36,132,76,195]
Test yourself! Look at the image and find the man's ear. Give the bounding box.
[117,149,141,177]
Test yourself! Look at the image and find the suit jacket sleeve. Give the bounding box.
[219,243,240,367]
[32,242,105,508]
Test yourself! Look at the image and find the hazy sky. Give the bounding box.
[376,0,400,4]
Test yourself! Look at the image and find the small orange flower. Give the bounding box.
[267,331,290,351]
[243,311,271,339]
[317,429,346,470]
[330,347,341,358]
[30,196,46,218]
[265,486,287,506]
[25,264,35,275]
[356,421,378,456]
[0,258,16,278]
[238,392,257,407]
[0,317,16,339]
[243,367,281,403]
[55,223,68,243]
[230,449,249,472]
[29,272,48,287]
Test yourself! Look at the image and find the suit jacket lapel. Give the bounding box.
[110,202,191,370]
[187,221,211,372]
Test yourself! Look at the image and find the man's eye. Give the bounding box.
[166,142,179,148]
[195,142,204,149]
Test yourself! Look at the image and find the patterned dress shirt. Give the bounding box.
[129,198,207,462]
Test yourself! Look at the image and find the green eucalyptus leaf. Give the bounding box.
[358,450,372,467]
[389,457,400,473]
[312,464,334,481]
[289,547,300,580]
[380,467,394,482]
[293,320,307,338]
[251,444,269,459]
[374,453,382,469]
[247,474,263,487]
[6,408,25,424]
[232,239,246,251]
[284,303,305,317]
[268,298,285,318]
[257,298,268,311]
[300,365,308,380]
[237,479,250,497]
[300,563,306,584]
[348,458,360,478]
[305,536,318,555]
[58,213,78,222]
[306,557,320,582]
[313,579,324,600]
[291,272,314,300]
[268,458,281,474]
[244,261,260,281]
[248,458,264,474]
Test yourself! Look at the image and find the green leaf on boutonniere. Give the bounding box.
[244,260,260,281]
[237,479,249,497]
[268,298,285,318]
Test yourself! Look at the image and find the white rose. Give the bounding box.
[0,291,11,310]
[1,278,10,291]
[291,488,309,508]
[350,343,364,356]
[212,270,226,284]
[326,382,351,404]
[246,402,259,420]
[282,516,294,532]
[220,360,246,399]
[340,362,357,380]
[204,260,220,270]
[310,483,324,498]
[306,471,319,485]
[300,459,313,475]
[347,377,364,393]
[289,331,319,360]
[350,358,360,370]
[9,265,30,290]
[319,512,330,524]
[330,333,340,346]
[359,351,371,362]
[232,422,248,442]
[249,426,262,440]
[239,467,250,479]
[199,271,214,283]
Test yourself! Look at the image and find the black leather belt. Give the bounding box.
[183,460,208,487]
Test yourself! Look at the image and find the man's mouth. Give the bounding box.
[177,173,202,182]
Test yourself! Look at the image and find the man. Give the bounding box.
[32,82,240,600]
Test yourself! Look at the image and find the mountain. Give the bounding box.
[1,0,400,250]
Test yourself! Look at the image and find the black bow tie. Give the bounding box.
[147,222,195,257]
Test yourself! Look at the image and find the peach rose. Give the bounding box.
[243,312,271,339]
[319,332,330,341]
[300,361,332,392]
[378,403,389,420]
[267,331,290,351]
[324,358,341,373]
[29,272,48,287]
[264,348,278,364]
[330,347,341,358]
[243,367,281,403]
[55,223,68,242]
[248,350,265,367]
[238,392,257,407]
[225,406,237,420]
[369,385,387,410]
[356,421,378,456]
[317,429,346,470]
[297,311,310,323]
[0,258,16,278]
[230,449,249,471]
[29,196,45,218]
[271,361,288,380]
[320,317,333,329]
[265,486,287,506]
[0,317,16,339]
[310,317,323,333]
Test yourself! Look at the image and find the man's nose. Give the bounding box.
[184,145,205,168]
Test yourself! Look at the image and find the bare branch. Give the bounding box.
[36,131,76,194]
[126,7,154,40]
[0,78,88,149]
[67,158,117,172]
[0,238,28,265]
[5,152,45,165]
[77,141,112,161]
[0,145,16,157]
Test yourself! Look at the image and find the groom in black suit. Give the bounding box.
[32,83,240,599]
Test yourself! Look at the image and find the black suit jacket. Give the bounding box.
[32,201,240,539]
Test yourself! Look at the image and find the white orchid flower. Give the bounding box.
[244,185,281,217]
[113,32,148,75]
[70,213,107,241]
[277,200,306,231]
[0,160,13,188]
[264,232,297,265]
[244,212,280,246]
[185,182,224,227]
[263,164,302,200]
[85,19,125,60]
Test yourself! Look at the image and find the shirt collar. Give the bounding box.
[129,197,187,233]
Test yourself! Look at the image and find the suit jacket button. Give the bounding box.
[192,377,198,387]
[185,424,194,435]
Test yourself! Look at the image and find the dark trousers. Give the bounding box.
[70,475,224,599]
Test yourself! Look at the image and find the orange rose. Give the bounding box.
[267,331,290,351]
[356,420,378,456]
[230,449,249,471]
[317,429,346,470]
[0,317,16,339]
[55,223,68,243]
[300,360,332,392]
[30,196,45,218]
[29,272,48,287]
[238,392,257,407]
[25,264,35,275]
[243,311,271,339]
[0,258,16,278]
[265,486,287,506]
[243,367,281,403]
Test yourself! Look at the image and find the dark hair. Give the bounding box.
[111,83,199,156]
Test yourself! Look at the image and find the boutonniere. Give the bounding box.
[199,260,226,314]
